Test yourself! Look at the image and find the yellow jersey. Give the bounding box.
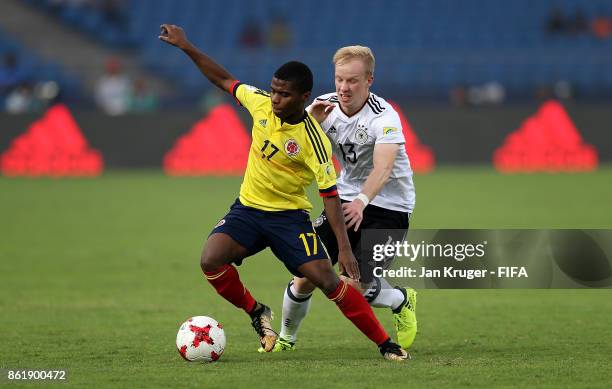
[231,82,337,212]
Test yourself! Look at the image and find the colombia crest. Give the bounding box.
[284,139,300,157]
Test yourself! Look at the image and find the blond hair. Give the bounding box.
[332,45,375,76]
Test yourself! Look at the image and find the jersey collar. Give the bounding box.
[279,111,308,128]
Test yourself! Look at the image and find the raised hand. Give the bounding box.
[159,24,190,50]
[308,100,335,124]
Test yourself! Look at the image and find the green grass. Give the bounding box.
[1,167,612,388]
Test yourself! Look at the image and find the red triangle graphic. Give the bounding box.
[1,104,104,177]
[164,104,250,176]
[388,101,435,173]
[493,100,598,173]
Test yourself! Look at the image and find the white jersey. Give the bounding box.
[307,92,415,213]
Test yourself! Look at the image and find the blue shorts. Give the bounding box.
[210,199,329,277]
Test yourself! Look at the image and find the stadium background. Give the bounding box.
[1,1,611,387]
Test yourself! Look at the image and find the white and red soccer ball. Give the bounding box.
[176,316,226,362]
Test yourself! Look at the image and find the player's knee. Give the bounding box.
[300,260,340,294]
[292,276,316,295]
[200,249,222,273]
[199,253,211,273]
[304,272,337,295]
[317,276,340,295]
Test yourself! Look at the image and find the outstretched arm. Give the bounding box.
[159,24,236,93]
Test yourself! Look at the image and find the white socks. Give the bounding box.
[279,278,406,344]
[368,277,405,311]
[279,282,312,343]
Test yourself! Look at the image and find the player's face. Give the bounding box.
[335,59,373,112]
[270,77,310,121]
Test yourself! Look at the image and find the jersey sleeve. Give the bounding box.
[231,81,270,115]
[302,116,338,197]
[373,111,405,145]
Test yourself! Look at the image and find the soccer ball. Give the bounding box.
[176,316,226,362]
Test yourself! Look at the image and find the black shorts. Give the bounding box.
[210,199,329,277]
[313,200,410,284]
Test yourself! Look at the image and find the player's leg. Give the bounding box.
[297,259,384,342]
[297,259,408,360]
[269,211,337,347]
[356,206,417,350]
[318,204,417,350]
[200,202,277,352]
[346,208,408,311]
[268,213,335,350]
[354,265,407,312]
[268,276,316,350]
[354,274,417,351]
[200,232,256,313]
[258,276,314,352]
[315,209,407,310]
[265,209,406,359]
[268,214,337,348]
[274,211,405,351]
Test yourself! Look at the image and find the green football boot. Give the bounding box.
[392,287,417,350]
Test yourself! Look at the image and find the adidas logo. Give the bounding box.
[259,119,267,128]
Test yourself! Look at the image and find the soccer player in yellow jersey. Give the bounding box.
[159,25,408,360]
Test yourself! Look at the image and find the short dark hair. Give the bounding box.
[273,61,313,93]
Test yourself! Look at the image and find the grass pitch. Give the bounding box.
[1,167,612,388]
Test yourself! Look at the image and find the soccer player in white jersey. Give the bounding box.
[262,46,418,353]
